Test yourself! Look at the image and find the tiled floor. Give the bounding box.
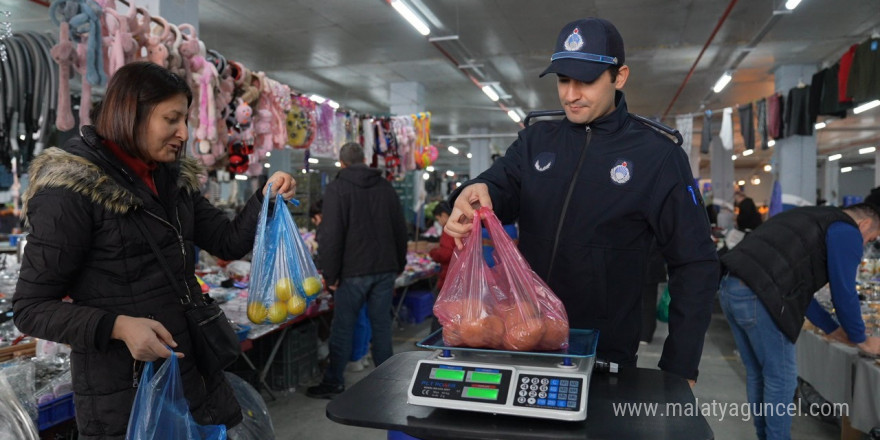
[264,311,842,439]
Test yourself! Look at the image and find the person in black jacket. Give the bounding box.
[445,18,718,384]
[307,142,408,399]
[734,190,763,231]
[720,204,880,439]
[12,62,296,439]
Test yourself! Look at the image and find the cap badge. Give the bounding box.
[564,28,584,51]
[610,160,631,184]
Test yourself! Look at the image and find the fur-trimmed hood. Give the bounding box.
[23,129,204,222]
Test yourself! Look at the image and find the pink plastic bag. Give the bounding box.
[433,207,569,351]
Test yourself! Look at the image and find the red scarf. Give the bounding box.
[104,140,158,195]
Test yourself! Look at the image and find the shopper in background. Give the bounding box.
[720,203,880,440]
[445,18,718,385]
[734,190,763,231]
[12,62,297,439]
[307,142,407,399]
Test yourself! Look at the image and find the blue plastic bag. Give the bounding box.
[126,350,226,440]
[248,186,322,325]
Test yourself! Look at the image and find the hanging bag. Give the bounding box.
[248,187,321,325]
[126,348,227,440]
[132,216,241,376]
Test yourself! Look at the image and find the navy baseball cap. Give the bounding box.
[540,18,625,83]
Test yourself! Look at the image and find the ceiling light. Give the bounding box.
[712,71,733,93]
[466,153,473,159]
[828,154,842,161]
[841,166,853,173]
[426,165,435,172]
[327,100,340,110]
[265,151,271,157]
[859,146,876,155]
[742,149,754,156]
[448,146,459,155]
[422,172,430,180]
[455,182,462,188]
[264,163,270,168]
[445,170,455,177]
[308,158,319,164]
[751,176,761,185]
[732,155,738,161]
[737,180,746,186]
[785,0,802,10]
[854,100,880,114]
[301,169,307,174]
[768,140,776,147]
[334,161,341,167]
[764,164,772,172]
[481,85,500,102]
[815,122,826,130]
[391,0,430,36]
[309,94,326,104]
[508,109,522,123]
[234,175,248,181]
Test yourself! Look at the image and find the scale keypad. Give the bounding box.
[513,374,581,411]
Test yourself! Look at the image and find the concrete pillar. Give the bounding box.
[822,159,839,206]
[138,0,199,31]
[773,64,817,210]
[468,128,491,179]
[710,137,734,227]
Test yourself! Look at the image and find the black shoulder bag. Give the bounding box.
[132,215,241,376]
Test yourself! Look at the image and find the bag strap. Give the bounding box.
[131,213,194,306]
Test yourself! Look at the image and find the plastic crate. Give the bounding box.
[38,392,75,431]
[275,319,318,365]
[269,349,319,390]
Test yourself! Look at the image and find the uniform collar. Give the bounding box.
[565,90,628,134]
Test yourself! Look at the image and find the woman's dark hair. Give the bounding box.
[94,62,192,161]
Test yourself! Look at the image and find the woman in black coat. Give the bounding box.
[12,62,296,439]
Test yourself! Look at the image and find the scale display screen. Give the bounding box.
[430,368,465,381]
[463,386,499,400]
[468,371,502,384]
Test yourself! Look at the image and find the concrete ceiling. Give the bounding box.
[6,0,880,176]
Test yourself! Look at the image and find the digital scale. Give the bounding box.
[407,329,599,421]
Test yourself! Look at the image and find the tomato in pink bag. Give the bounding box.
[432,207,569,351]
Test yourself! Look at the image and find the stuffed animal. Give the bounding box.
[143,16,170,67]
[50,21,76,131]
[103,8,136,76]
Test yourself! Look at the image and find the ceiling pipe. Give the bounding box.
[661,0,739,119]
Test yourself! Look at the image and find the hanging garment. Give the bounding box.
[676,115,698,178]
[820,64,851,118]
[847,38,880,103]
[785,86,812,137]
[767,93,785,140]
[839,44,859,103]
[700,110,712,154]
[719,108,733,151]
[756,98,768,150]
[362,118,375,166]
[809,69,824,125]
[737,103,755,151]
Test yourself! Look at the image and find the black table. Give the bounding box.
[327,351,714,440]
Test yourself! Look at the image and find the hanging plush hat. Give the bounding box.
[287,96,316,149]
[415,144,439,168]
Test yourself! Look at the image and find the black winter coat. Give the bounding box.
[319,164,407,285]
[13,127,260,439]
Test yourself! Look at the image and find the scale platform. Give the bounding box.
[407,328,598,422]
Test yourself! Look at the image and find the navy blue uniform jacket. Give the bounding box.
[456,92,719,379]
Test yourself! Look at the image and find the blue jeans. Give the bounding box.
[322,272,396,386]
[350,305,372,361]
[720,275,798,440]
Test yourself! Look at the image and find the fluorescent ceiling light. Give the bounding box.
[422,172,430,180]
[785,0,802,10]
[767,140,776,147]
[731,155,737,161]
[712,72,733,93]
[508,109,522,123]
[481,85,500,102]
[860,146,876,155]
[265,151,271,157]
[308,158,319,164]
[445,170,455,177]
[309,94,326,104]
[854,100,880,114]
[264,163,270,168]
[466,153,473,159]
[234,175,248,181]
[455,182,462,187]
[334,161,341,167]
[391,0,430,36]
[737,180,746,186]
[426,165,435,172]
[327,100,340,110]
[751,177,761,185]
[841,166,853,173]
[828,154,842,161]
[742,149,754,156]
[815,122,826,130]
[763,164,772,172]
[447,146,459,155]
